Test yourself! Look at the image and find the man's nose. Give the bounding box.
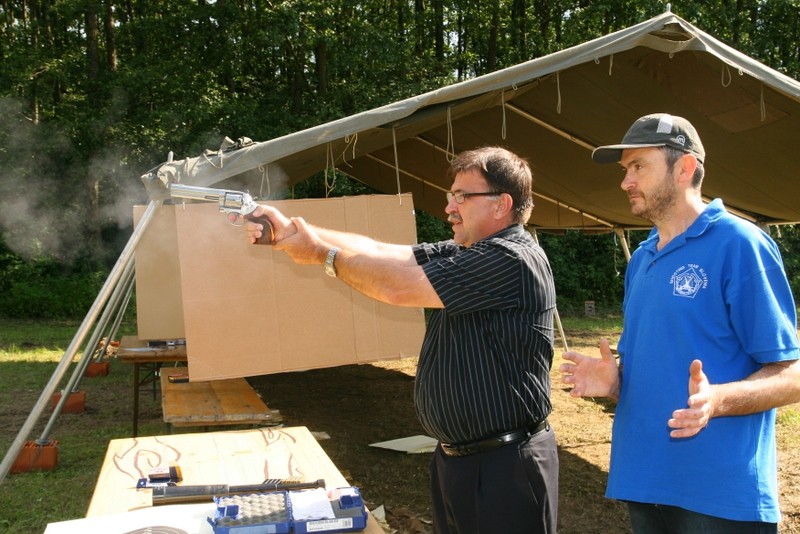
[620,171,634,191]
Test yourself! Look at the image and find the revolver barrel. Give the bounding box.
[168,183,256,215]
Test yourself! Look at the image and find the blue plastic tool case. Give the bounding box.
[208,492,292,534]
[293,487,368,533]
[207,487,367,533]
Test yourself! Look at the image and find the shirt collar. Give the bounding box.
[640,198,726,252]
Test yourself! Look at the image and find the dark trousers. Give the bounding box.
[627,502,778,534]
[430,426,558,534]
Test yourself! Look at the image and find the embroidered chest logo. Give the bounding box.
[670,264,708,298]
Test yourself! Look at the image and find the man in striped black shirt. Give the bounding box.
[246,146,559,533]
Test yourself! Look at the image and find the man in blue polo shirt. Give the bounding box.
[560,113,800,533]
[246,146,558,533]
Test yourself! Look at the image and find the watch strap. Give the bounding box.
[324,247,340,277]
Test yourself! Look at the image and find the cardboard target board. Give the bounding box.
[134,194,425,381]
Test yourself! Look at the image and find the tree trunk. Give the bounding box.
[315,40,328,95]
[104,0,117,71]
[433,0,444,62]
[486,0,500,72]
[414,0,424,58]
[85,1,100,100]
[512,0,528,61]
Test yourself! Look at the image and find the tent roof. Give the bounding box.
[150,11,800,231]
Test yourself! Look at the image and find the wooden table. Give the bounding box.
[160,368,282,430]
[82,426,384,533]
[116,335,188,436]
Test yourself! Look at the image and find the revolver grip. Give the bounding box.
[245,214,275,245]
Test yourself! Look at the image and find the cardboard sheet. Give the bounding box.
[369,435,438,454]
[134,194,425,381]
[133,205,186,340]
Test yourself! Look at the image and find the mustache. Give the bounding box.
[448,214,462,224]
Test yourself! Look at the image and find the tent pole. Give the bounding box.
[614,228,632,263]
[0,199,162,484]
[102,272,136,362]
[39,258,137,441]
[554,303,569,353]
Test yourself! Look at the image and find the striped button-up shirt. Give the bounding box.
[412,224,556,444]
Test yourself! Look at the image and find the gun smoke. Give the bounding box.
[0,97,148,264]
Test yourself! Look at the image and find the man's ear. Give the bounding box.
[677,154,698,185]
[496,193,514,220]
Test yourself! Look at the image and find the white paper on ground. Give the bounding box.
[368,435,438,454]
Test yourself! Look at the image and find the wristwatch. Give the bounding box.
[324,247,340,277]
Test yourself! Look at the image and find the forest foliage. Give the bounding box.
[1,0,799,319]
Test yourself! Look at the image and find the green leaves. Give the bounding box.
[1,1,799,319]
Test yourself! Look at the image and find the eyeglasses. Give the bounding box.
[446,191,504,204]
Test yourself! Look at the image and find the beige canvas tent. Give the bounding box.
[152,10,800,231]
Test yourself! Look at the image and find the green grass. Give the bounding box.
[1,316,797,533]
[0,321,95,351]
[0,314,667,534]
[0,320,155,533]
[779,407,800,427]
[559,314,623,334]
[0,316,619,533]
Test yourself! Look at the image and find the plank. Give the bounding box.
[160,369,281,426]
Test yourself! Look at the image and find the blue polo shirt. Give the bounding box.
[608,199,799,522]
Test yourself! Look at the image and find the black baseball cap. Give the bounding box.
[592,113,705,164]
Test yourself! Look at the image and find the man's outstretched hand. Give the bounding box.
[560,339,620,399]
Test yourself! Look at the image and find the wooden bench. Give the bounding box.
[160,369,282,430]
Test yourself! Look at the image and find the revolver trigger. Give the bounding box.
[226,212,241,225]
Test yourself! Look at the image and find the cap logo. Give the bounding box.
[656,115,673,134]
[675,134,686,146]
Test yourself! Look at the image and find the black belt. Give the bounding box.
[440,420,549,457]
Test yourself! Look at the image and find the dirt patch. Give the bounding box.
[247,336,800,533]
